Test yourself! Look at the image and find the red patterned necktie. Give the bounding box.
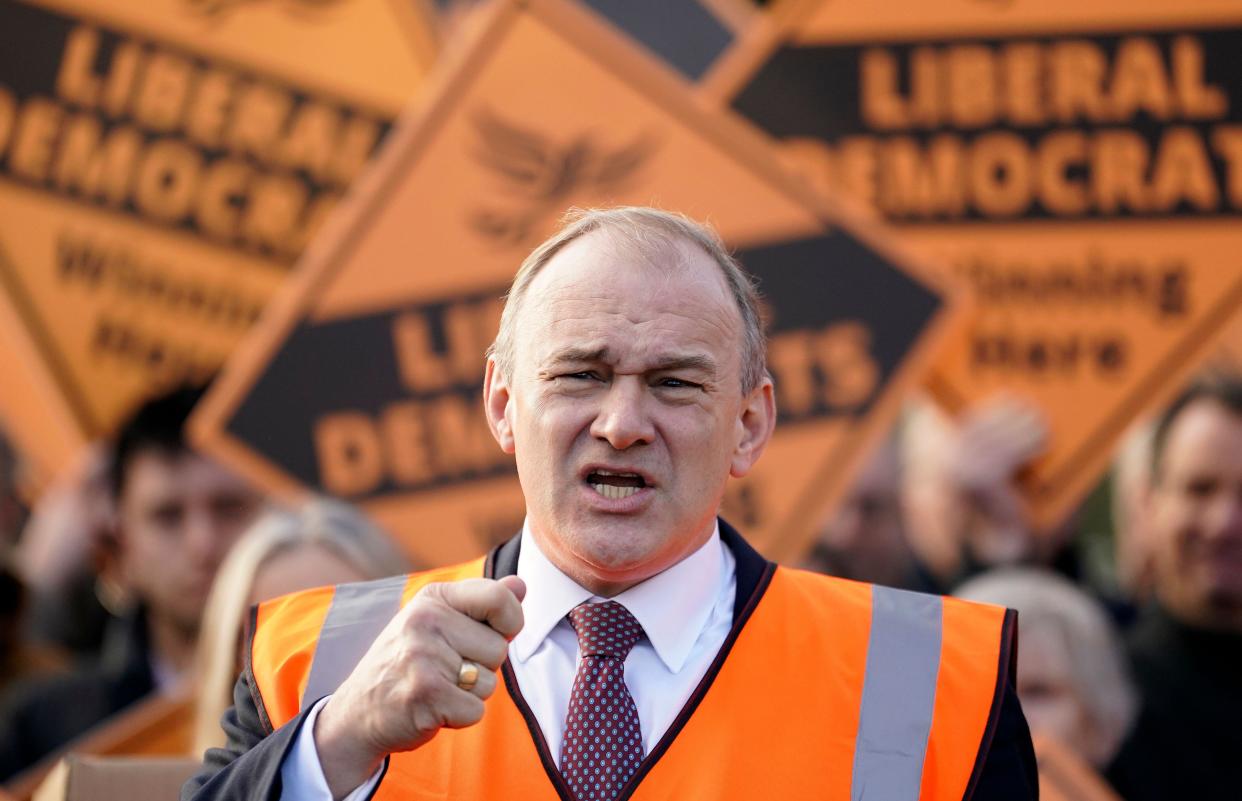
[559,601,646,801]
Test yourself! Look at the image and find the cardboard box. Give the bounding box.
[32,756,201,801]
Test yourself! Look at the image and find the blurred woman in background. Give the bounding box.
[191,498,412,755]
[956,567,1138,772]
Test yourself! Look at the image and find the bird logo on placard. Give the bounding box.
[468,107,657,246]
[184,0,345,22]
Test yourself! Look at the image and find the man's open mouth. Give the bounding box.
[587,469,648,500]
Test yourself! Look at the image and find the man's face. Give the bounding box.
[1147,398,1242,630]
[804,444,910,586]
[485,231,774,594]
[118,450,263,635]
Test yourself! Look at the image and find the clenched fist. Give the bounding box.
[313,575,526,798]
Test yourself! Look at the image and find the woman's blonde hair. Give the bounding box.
[191,498,411,755]
[955,567,1138,765]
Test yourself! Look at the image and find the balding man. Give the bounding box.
[1108,376,1242,801]
[184,208,1037,801]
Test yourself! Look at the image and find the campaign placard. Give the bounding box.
[0,0,437,474]
[191,0,965,565]
[577,0,755,82]
[0,290,79,485]
[1207,310,1242,372]
[709,0,1242,529]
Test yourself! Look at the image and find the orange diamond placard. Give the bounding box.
[708,0,1242,530]
[191,0,966,566]
[0,0,437,475]
[0,306,79,486]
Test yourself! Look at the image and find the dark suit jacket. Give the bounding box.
[1106,604,1242,801]
[183,523,1039,801]
[0,608,156,781]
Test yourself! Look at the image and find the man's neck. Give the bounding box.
[1158,591,1242,634]
[541,542,711,598]
[525,520,718,598]
[145,612,196,682]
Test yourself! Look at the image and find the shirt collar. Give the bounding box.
[511,519,725,674]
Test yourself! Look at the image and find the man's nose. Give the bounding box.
[1207,489,1242,541]
[590,378,655,450]
[184,508,227,563]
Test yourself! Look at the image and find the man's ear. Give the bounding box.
[484,357,516,454]
[1139,472,1158,518]
[731,376,776,479]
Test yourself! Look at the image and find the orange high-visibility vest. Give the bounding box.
[250,547,1012,800]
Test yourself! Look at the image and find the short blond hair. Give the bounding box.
[955,568,1138,765]
[487,207,768,393]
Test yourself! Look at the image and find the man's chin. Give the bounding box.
[576,543,661,576]
[567,538,672,588]
[1204,585,1242,615]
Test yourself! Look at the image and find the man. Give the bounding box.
[900,396,1061,591]
[0,386,265,780]
[1107,376,1242,801]
[14,443,115,657]
[185,208,1036,800]
[801,434,929,590]
[1110,421,1157,603]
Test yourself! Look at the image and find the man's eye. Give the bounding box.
[150,506,184,529]
[213,495,258,522]
[658,377,700,389]
[1185,478,1218,498]
[561,372,598,381]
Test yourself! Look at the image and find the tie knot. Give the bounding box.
[568,601,644,660]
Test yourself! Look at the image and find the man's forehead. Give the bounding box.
[123,449,250,496]
[507,227,746,380]
[1162,399,1242,472]
[529,226,732,300]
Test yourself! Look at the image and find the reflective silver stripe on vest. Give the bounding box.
[851,585,944,801]
[301,575,409,711]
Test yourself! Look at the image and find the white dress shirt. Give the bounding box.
[280,521,736,800]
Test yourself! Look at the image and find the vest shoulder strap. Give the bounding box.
[767,569,1012,801]
[303,574,411,712]
[250,557,486,729]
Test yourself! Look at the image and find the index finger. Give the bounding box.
[433,578,525,639]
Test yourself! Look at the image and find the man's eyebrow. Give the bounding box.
[651,354,718,376]
[545,346,609,366]
[542,348,718,376]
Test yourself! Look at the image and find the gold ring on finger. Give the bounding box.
[457,660,480,691]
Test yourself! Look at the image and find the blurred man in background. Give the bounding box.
[1110,421,1157,604]
[13,445,116,658]
[0,385,265,781]
[801,434,928,590]
[900,395,1054,591]
[1108,375,1242,801]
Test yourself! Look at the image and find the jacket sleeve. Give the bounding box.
[965,683,1039,801]
[181,667,314,801]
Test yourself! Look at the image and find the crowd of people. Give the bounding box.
[807,379,1242,800]
[0,388,417,789]
[0,212,1236,799]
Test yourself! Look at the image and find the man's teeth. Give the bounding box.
[590,483,641,500]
